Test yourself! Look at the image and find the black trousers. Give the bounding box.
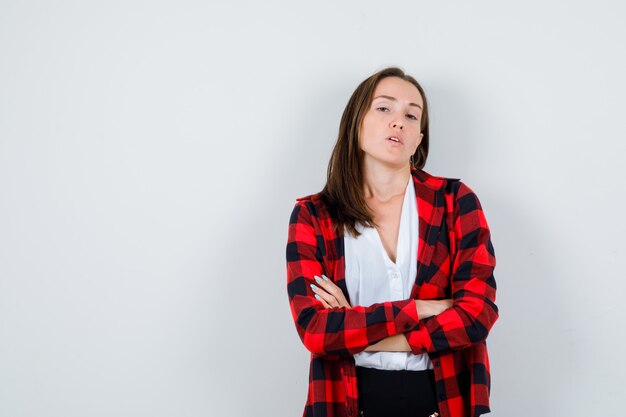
[356,366,440,417]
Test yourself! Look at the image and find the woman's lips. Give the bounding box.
[386,136,403,145]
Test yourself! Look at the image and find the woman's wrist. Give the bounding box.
[415,299,433,319]
[415,299,453,319]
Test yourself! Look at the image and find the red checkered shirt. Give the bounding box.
[286,167,498,417]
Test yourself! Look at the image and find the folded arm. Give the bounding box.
[310,276,453,352]
[363,297,453,352]
[286,200,421,357]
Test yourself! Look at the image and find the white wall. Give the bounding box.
[1,1,625,416]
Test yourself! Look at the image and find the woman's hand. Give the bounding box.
[310,275,352,308]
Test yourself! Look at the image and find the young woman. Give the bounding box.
[286,67,498,417]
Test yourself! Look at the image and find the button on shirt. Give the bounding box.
[344,177,433,371]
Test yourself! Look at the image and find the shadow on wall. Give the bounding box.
[420,76,476,177]
[485,182,580,416]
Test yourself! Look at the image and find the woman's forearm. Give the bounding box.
[364,299,453,352]
[415,299,453,320]
[364,333,411,352]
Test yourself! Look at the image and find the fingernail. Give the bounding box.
[322,275,329,281]
[314,294,322,301]
[310,283,319,291]
[314,276,323,284]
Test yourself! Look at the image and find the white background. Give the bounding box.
[1,1,625,416]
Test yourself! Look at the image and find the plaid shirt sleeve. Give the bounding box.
[406,181,498,354]
[287,199,421,357]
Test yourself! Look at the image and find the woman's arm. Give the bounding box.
[404,182,498,354]
[364,300,454,351]
[311,277,453,352]
[287,200,422,357]
[364,333,411,352]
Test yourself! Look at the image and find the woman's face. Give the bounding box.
[358,76,424,169]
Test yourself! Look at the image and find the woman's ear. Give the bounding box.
[416,133,424,149]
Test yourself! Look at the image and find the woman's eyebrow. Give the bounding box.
[373,95,422,110]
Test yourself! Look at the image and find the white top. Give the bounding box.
[344,177,433,371]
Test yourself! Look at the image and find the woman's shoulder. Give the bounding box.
[291,192,332,220]
[294,192,324,207]
[411,167,462,190]
[295,193,317,203]
[412,168,486,206]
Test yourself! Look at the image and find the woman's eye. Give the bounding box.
[376,106,389,112]
[407,114,418,120]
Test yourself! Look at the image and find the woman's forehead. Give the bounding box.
[373,77,423,106]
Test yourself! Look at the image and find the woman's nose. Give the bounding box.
[391,120,403,129]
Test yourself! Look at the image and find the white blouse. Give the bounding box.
[344,177,433,371]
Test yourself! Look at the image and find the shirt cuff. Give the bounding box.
[388,299,420,335]
[406,325,434,354]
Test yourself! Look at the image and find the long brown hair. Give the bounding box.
[318,66,430,238]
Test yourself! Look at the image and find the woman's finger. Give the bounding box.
[315,275,352,308]
[314,294,332,309]
[310,282,340,307]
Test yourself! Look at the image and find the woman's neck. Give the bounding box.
[362,161,411,203]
